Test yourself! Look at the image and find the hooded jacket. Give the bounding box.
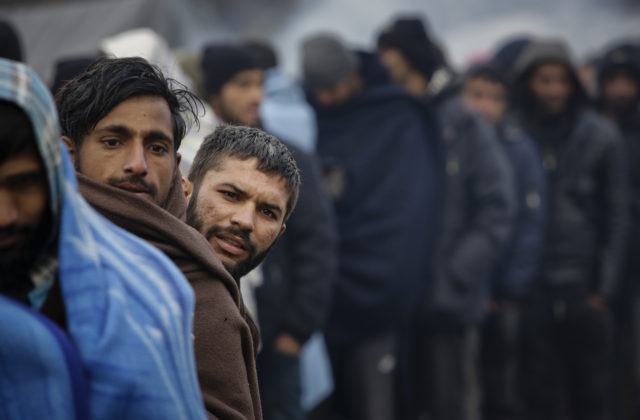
[310,51,440,344]
[513,40,628,299]
[0,59,206,419]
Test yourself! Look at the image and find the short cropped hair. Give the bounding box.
[188,125,301,221]
[55,56,201,152]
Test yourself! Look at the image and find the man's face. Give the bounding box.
[0,146,48,271]
[210,69,264,126]
[378,47,412,84]
[66,95,177,207]
[313,74,360,107]
[462,77,506,124]
[528,62,572,115]
[185,156,288,279]
[602,70,639,114]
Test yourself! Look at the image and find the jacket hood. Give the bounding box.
[513,39,589,115]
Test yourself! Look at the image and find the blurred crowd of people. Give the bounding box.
[1,9,640,420]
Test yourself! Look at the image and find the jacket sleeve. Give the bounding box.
[597,125,628,299]
[273,148,338,345]
[498,134,546,299]
[447,116,516,292]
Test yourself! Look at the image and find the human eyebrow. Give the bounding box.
[1,169,44,189]
[260,201,283,219]
[218,183,247,196]
[93,125,133,137]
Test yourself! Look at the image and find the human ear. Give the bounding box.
[182,177,193,200]
[62,136,76,163]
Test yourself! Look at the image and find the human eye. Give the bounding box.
[9,172,43,190]
[220,190,238,199]
[149,143,169,154]
[261,207,279,220]
[101,138,121,148]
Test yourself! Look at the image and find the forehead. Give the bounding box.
[226,69,264,84]
[202,156,289,202]
[532,62,569,77]
[465,77,505,92]
[0,148,44,178]
[93,95,173,136]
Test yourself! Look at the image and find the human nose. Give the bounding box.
[230,203,255,232]
[0,189,18,228]
[123,143,148,176]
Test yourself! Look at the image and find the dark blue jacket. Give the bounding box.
[492,116,546,300]
[424,97,516,328]
[257,143,338,347]
[310,52,440,344]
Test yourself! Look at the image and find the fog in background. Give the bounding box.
[2,0,639,84]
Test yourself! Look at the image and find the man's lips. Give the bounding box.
[0,233,22,248]
[213,233,248,256]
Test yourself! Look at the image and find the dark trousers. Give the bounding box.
[316,332,397,420]
[521,295,612,420]
[481,301,523,420]
[257,346,304,420]
[415,326,480,420]
[614,295,640,420]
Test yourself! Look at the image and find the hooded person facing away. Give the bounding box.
[55,56,262,420]
[0,59,206,419]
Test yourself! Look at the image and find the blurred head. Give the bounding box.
[0,20,22,62]
[376,16,442,93]
[301,33,361,107]
[597,43,640,120]
[184,125,300,279]
[462,64,507,124]
[202,44,264,126]
[56,56,200,207]
[0,101,49,276]
[514,40,586,118]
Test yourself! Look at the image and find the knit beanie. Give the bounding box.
[492,36,533,73]
[0,20,22,62]
[597,42,640,86]
[301,34,358,90]
[377,17,441,81]
[202,44,260,96]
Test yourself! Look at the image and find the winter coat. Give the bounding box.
[257,143,338,347]
[492,116,546,300]
[311,51,440,344]
[424,97,516,328]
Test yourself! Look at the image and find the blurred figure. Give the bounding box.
[596,41,640,420]
[245,40,318,153]
[56,56,261,419]
[0,58,206,419]
[378,17,515,420]
[461,63,546,420]
[302,32,439,420]
[243,40,339,419]
[491,35,534,82]
[512,39,627,420]
[0,20,23,61]
[202,44,263,126]
[50,55,97,96]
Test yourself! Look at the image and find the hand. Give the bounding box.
[587,294,608,311]
[274,334,302,356]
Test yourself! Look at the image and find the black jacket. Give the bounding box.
[311,52,440,344]
[424,97,516,327]
[514,40,628,300]
[256,144,338,347]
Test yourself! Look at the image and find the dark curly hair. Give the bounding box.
[55,56,202,153]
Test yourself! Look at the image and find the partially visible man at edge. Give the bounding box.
[55,56,263,419]
[0,58,206,419]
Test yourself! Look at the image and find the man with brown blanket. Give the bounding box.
[55,56,290,420]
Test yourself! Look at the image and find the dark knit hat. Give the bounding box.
[0,20,23,62]
[492,36,533,73]
[597,42,640,86]
[202,44,260,96]
[301,33,358,90]
[377,17,441,81]
[51,56,97,96]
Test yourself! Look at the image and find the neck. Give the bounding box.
[404,71,429,97]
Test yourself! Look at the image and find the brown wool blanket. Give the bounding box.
[78,173,262,420]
